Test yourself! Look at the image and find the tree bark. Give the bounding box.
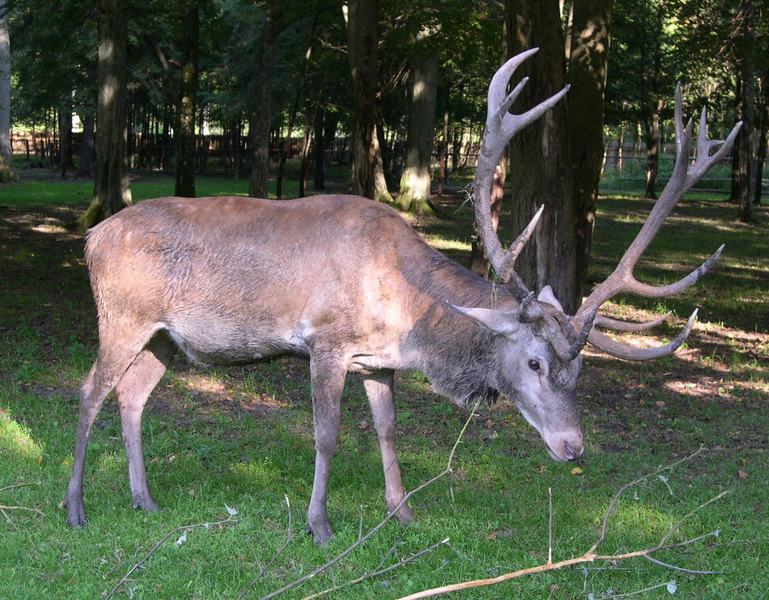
[644,99,661,199]
[567,0,613,310]
[396,51,438,214]
[754,77,768,206]
[312,100,325,190]
[78,107,95,178]
[59,108,74,177]
[346,0,378,199]
[248,0,277,199]
[175,3,199,198]
[506,0,577,313]
[736,0,755,223]
[77,0,131,229]
[0,0,19,183]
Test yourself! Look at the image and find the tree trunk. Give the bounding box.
[346,0,378,199]
[437,102,449,195]
[276,18,316,199]
[78,109,95,178]
[0,0,19,183]
[644,104,660,199]
[373,117,394,203]
[59,108,74,177]
[175,3,199,198]
[754,76,768,206]
[568,0,613,309]
[312,100,325,190]
[77,0,131,229]
[736,0,755,223]
[396,52,438,214]
[506,0,577,313]
[248,0,277,199]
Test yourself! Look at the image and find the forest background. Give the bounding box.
[1,1,767,296]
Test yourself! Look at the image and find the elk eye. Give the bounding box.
[528,359,540,371]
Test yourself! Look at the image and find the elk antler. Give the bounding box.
[571,83,742,360]
[472,48,569,298]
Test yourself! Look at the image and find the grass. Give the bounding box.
[1,169,768,599]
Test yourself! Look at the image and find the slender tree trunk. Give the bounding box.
[59,108,74,177]
[175,3,199,198]
[373,116,394,203]
[437,101,449,195]
[276,18,316,199]
[506,0,577,313]
[0,0,19,183]
[312,100,325,190]
[754,77,768,206]
[346,0,378,199]
[78,109,95,178]
[568,0,613,309]
[249,0,277,198]
[396,51,438,214]
[644,103,660,199]
[77,0,131,229]
[736,0,755,223]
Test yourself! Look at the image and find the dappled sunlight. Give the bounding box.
[170,367,298,413]
[582,302,769,405]
[422,234,471,253]
[31,223,68,235]
[0,407,44,464]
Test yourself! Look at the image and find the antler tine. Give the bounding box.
[473,48,568,293]
[595,312,671,332]
[571,83,741,360]
[587,310,698,361]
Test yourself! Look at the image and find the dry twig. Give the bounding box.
[0,482,45,527]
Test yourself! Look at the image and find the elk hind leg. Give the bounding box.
[115,331,175,513]
[64,338,151,527]
[364,369,415,524]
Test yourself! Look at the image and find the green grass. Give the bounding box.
[1,173,768,599]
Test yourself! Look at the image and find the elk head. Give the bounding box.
[459,48,741,456]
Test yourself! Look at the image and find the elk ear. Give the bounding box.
[450,305,521,337]
[537,285,564,313]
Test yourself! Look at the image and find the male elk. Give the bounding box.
[64,49,740,544]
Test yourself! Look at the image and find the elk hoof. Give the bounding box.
[132,493,160,513]
[63,497,87,528]
[306,519,335,545]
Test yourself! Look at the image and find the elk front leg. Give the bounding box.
[364,370,415,524]
[114,333,175,513]
[306,354,347,544]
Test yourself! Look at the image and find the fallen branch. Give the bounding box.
[300,538,451,600]
[105,513,238,599]
[0,504,45,517]
[0,482,45,527]
[394,448,728,600]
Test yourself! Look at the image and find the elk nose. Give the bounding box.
[564,442,583,461]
